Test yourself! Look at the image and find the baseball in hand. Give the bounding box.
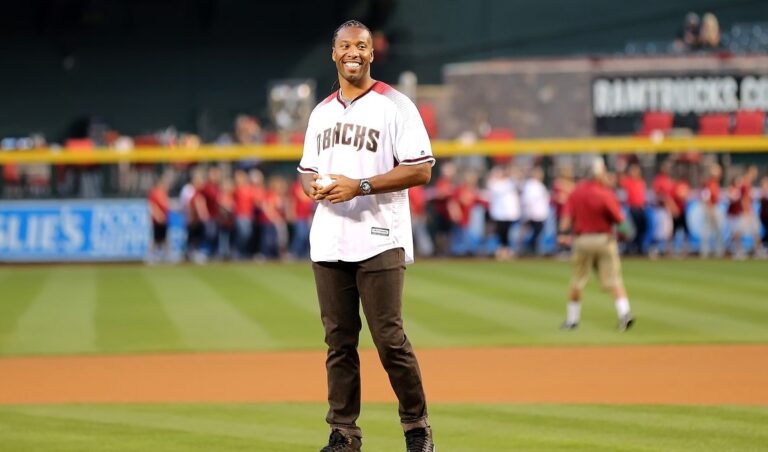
[316,175,335,189]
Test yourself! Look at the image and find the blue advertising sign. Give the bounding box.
[0,200,150,261]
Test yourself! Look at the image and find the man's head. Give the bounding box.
[331,20,374,85]
[709,163,722,179]
[589,157,609,185]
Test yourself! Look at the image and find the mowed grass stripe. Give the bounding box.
[0,408,300,452]
[438,404,768,451]
[230,264,320,316]
[94,267,181,353]
[415,265,568,330]
[143,267,275,351]
[188,266,321,349]
[628,264,768,316]
[1,404,767,452]
[3,268,97,355]
[634,284,767,338]
[632,276,768,326]
[0,270,50,352]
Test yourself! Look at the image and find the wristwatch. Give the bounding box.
[359,179,373,195]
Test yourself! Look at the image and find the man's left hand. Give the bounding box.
[323,174,360,204]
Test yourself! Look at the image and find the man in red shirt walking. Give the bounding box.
[558,159,635,332]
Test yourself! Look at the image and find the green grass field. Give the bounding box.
[1,259,767,451]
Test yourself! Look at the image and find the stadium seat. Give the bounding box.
[698,113,731,136]
[732,110,766,135]
[417,102,438,139]
[484,128,516,164]
[2,164,20,184]
[263,131,279,144]
[637,111,673,136]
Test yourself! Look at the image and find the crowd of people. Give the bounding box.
[146,156,768,263]
[148,165,313,263]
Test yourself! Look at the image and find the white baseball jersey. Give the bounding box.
[297,81,435,264]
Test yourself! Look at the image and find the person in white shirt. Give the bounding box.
[297,20,435,452]
[486,163,521,260]
[521,166,551,255]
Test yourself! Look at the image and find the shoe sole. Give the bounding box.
[619,317,635,332]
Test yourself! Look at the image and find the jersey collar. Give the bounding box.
[336,81,380,108]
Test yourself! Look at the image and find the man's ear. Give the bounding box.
[370,49,374,64]
[331,47,337,62]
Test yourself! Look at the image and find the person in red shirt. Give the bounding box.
[700,163,724,258]
[760,174,768,254]
[257,175,288,259]
[202,166,222,257]
[558,158,635,332]
[185,169,210,263]
[409,184,434,257]
[217,178,236,260]
[728,165,761,259]
[428,159,456,257]
[446,170,486,256]
[551,166,575,257]
[233,169,256,259]
[725,175,744,255]
[287,177,315,258]
[147,173,172,263]
[651,160,676,256]
[619,163,647,255]
[671,174,691,256]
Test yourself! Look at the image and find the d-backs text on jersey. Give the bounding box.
[316,122,380,153]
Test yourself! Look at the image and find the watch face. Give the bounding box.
[360,180,372,194]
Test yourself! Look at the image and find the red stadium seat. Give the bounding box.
[698,113,731,136]
[484,128,515,164]
[289,131,305,144]
[3,164,20,184]
[637,111,673,136]
[417,102,438,139]
[263,131,279,144]
[732,110,765,135]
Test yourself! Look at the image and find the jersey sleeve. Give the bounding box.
[297,112,319,174]
[393,96,435,167]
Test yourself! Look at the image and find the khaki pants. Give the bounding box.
[571,234,623,291]
[312,248,429,436]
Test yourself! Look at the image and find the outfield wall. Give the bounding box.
[1,198,761,262]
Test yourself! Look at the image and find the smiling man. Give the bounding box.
[297,20,436,452]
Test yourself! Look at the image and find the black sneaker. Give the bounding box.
[405,427,435,452]
[618,314,635,332]
[320,429,362,452]
[560,321,578,331]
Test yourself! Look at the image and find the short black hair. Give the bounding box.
[332,20,371,46]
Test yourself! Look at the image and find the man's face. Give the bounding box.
[332,26,374,84]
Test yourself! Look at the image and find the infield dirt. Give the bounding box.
[1,345,766,405]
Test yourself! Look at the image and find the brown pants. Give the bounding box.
[312,248,429,437]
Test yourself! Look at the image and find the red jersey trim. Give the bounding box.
[320,91,338,106]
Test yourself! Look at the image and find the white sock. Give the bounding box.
[567,301,581,324]
[615,297,631,318]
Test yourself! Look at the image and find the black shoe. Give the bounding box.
[560,321,578,331]
[320,429,362,452]
[618,314,635,332]
[405,427,435,452]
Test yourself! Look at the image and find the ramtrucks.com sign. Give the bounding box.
[593,75,768,117]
